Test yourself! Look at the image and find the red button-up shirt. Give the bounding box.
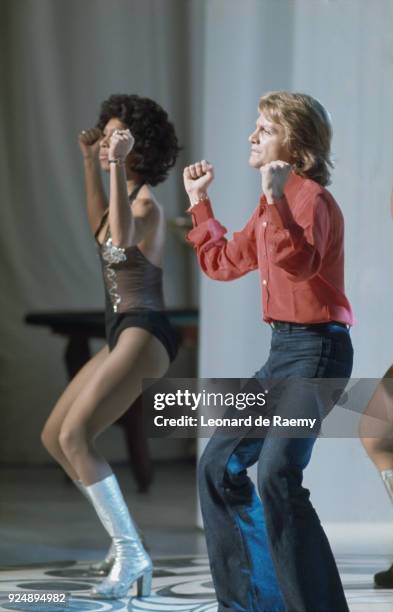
[187,172,354,326]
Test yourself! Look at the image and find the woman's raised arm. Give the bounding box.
[78,127,108,234]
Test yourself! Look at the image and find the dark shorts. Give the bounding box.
[105,307,179,362]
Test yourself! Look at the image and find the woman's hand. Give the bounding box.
[183,160,214,204]
[78,127,102,160]
[108,128,135,162]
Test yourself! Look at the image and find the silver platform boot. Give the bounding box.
[88,543,116,575]
[374,469,393,588]
[74,480,115,575]
[86,474,152,599]
[381,469,393,499]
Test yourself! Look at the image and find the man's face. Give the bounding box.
[248,111,292,168]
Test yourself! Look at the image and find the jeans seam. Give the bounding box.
[222,440,261,612]
[306,334,329,378]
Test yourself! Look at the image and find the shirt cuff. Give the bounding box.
[186,198,214,224]
[187,218,227,249]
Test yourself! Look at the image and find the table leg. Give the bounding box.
[117,396,153,493]
[64,334,91,379]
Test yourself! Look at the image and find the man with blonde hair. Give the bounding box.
[183,92,353,611]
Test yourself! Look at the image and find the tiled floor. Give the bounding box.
[1,554,393,611]
[1,464,393,611]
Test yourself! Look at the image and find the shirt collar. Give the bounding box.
[284,170,305,198]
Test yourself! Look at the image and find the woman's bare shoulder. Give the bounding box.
[132,185,163,216]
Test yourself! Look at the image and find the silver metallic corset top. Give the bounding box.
[98,238,165,313]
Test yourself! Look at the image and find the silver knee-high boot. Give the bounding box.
[74,480,115,575]
[381,469,393,499]
[374,469,393,587]
[86,474,152,599]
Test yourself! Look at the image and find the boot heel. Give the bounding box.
[137,569,152,597]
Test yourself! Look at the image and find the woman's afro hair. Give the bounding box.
[97,94,180,186]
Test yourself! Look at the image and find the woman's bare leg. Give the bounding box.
[359,366,393,586]
[55,328,169,598]
[359,366,393,471]
[58,327,169,485]
[41,345,109,480]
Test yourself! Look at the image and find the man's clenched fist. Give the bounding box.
[183,160,214,202]
[260,161,292,204]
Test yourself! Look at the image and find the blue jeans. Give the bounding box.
[198,323,353,612]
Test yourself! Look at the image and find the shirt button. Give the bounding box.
[262,279,267,285]
[262,221,267,227]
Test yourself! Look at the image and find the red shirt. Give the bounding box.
[187,172,354,326]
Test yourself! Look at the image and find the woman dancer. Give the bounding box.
[41,94,180,599]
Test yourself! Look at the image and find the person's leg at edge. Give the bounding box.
[359,365,393,587]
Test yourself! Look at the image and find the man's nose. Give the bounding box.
[249,130,257,144]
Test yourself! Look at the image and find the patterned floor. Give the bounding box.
[1,554,393,611]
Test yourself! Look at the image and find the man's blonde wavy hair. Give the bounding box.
[258,91,333,186]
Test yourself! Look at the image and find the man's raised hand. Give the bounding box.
[183,160,214,203]
[260,161,292,204]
